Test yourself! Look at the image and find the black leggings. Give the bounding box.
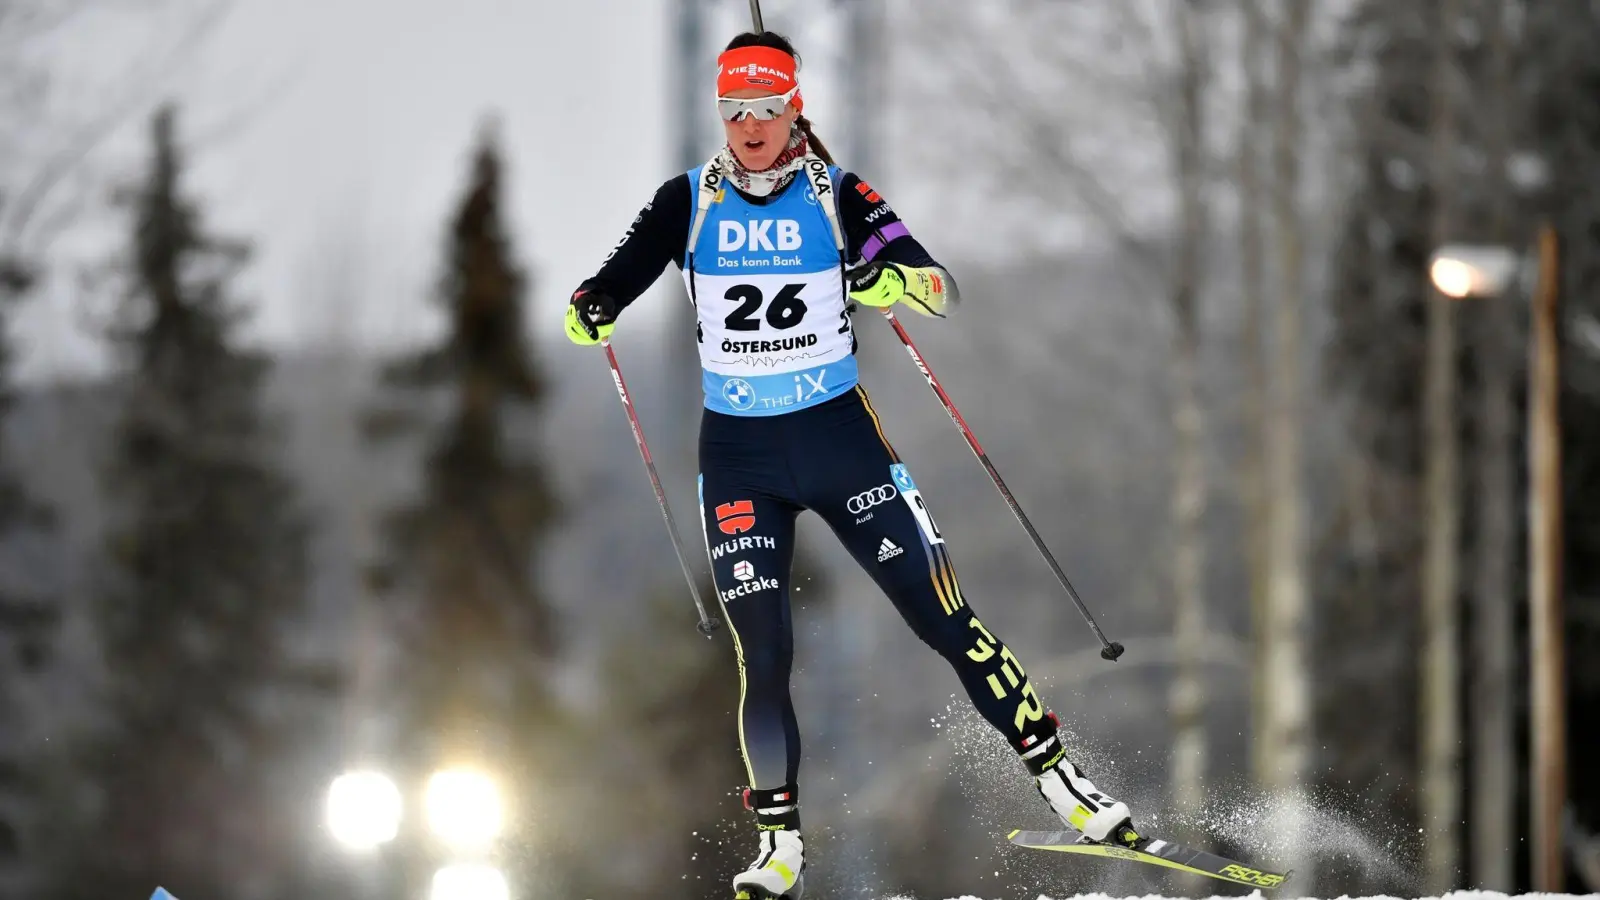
[697,387,1056,799]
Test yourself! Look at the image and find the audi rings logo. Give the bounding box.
[847,484,897,515]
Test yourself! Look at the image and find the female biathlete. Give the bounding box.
[564,30,1140,900]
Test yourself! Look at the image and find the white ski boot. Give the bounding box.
[732,828,805,900]
[1036,758,1139,846]
[1022,713,1139,847]
[733,785,805,899]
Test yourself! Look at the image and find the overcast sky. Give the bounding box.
[16,0,692,380]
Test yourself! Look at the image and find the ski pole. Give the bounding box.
[878,308,1125,661]
[748,0,764,31]
[601,337,721,638]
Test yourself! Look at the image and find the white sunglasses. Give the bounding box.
[717,85,799,122]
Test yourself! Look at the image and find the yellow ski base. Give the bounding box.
[1006,829,1291,890]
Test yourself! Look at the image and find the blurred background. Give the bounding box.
[0,1,1596,899]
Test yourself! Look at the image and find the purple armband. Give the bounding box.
[861,222,910,261]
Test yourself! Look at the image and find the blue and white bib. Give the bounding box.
[683,162,856,416]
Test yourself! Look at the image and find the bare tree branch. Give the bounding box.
[930,26,1167,287]
[0,0,234,257]
[1111,0,1167,73]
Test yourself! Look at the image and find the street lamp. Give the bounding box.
[430,863,510,900]
[1428,244,1525,299]
[425,768,505,850]
[326,770,403,851]
[1429,228,1566,893]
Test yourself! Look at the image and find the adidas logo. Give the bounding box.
[876,537,904,563]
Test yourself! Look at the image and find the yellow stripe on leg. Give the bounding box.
[933,545,965,613]
[729,617,754,787]
[926,554,955,615]
[854,386,900,462]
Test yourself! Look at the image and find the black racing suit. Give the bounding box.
[575,169,1065,830]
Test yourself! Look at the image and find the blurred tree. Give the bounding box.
[362,120,568,894]
[1,0,232,265]
[0,0,105,257]
[1165,0,1213,828]
[0,251,60,896]
[1256,0,1314,836]
[1322,0,1434,875]
[1320,0,1570,892]
[61,103,331,900]
[573,579,744,900]
[1234,0,1271,759]
[906,0,1222,831]
[1526,0,1600,889]
[1467,0,1519,889]
[1419,1,1465,892]
[557,513,833,897]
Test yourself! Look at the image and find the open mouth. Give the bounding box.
[743,139,765,151]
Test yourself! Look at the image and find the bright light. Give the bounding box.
[1430,257,1478,299]
[425,768,504,849]
[1429,244,1523,299]
[326,770,402,850]
[430,864,510,900]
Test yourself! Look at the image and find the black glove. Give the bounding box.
[565,288,619,344]
[844,260,908,308]
[845,259,952,317]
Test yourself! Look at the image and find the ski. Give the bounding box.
[1007,829,1292,890]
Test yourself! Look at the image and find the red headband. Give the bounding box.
[716,46,803,113]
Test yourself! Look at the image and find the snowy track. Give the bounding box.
[918,894,1596,900]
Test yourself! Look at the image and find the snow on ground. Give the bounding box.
[894,707,1598,900]
[892,895,1596,900]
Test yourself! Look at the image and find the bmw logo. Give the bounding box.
[723,378,756,411]
[890,464,917,492]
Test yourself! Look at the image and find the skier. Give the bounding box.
[565,30,1139,900]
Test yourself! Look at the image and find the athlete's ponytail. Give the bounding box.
[724,31,836,166]
[795,113,835,166]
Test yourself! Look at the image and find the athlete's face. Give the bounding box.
[721,87,798,171]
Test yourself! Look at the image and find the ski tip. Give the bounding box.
[1006,829,1020,839]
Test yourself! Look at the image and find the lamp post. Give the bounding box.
[1526,226,1565,894]
[326,767,512,900]
[1428,224,1565,892]
[326,770,402,852]
[325,770,401,900]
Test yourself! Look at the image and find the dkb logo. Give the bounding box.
[719,219,802,252]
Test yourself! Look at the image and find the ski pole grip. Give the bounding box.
[1101,641,1125,662]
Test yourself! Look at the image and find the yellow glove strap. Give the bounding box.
[849,264,952,317]
[565,304,614,346]
[849,265,905,308]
